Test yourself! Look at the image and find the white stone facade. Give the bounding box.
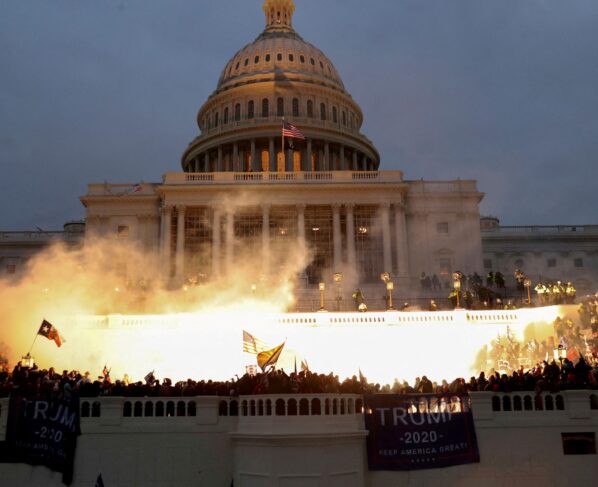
[1,391,596,486]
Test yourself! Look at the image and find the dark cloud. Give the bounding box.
[1,0,597,229]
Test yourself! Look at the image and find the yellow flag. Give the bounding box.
[257,341,286,372]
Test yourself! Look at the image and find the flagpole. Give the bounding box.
[281,117,285,165]
[27,334,39,357]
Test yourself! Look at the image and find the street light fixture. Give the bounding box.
[386,281,395,310]
[452,272,462,309]
[333,273,343,311]
[318,282,326,311]
[524,278,532,305]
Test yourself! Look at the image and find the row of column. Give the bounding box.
[187,138,375,173]
[159,203,409,282]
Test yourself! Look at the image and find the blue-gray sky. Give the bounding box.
[1,0,597,230]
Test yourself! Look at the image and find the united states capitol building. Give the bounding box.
[1,3,598,486]
[1,0,597,302]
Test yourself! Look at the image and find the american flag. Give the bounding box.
[282,120,305,140]
[243,330,269,355]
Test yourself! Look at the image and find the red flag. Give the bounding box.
[566,347,580,364]
[37,320,62,347]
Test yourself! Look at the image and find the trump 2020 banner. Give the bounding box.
[0,395,81,485]
[364,394,480,470]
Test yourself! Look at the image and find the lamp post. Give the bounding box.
[452,272,462,309]
[318,282,326,311]
[524,278,532,306]
[386,281,395,310]
[333,273,343,311]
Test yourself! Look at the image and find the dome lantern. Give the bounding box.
[263,0,295,31]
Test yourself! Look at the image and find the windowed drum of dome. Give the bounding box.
[262,98,269,117]
[310,58,315,65]
[248,100,255,119]
[292,98,299,117]
[234,103,241,121]
[254,56,260,64]
[277,97,284,117]
[214,112,219,127]
[320,103,327,121]
[342,110,346,126]
[244,58,249,66]
[300,55,305,63]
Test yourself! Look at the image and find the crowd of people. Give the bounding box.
[417,268,582,311]
[1,354,597,402]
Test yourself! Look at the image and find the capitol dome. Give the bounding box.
[181,0,380,174]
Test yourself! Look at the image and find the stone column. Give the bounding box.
[204,152,210,173]
[352,150,358,171]
[162,205,173,278]
[239,149,245,172]
[297,203,306,252]
[233,143,239,172]
[225,209,235,274]
[175,205,186,280]
[324,142,330,171]
[361,155,367,171]
[345,203,356,270]
[286,148,293,172]
[217,146,223,172]
[318,148,324,171]
[159,208,166,258]
[332,203,342,271]
[212,209,221,278]
[394,202,410,280]
[306,139,312,171]
[340,145,346,170]
[262,204,271,276]
[268,138,275,172]
[380,203,392,274]
[251,139,259,172]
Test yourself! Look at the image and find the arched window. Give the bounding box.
[234,103,241,121]
[310,58,315,65]
[262,98,269,117]
[247,100,254,119]
[342,110,346,126]
[223,107,229,124]
[277,97,284,117]
[332,106,338,123]
[254,56,259,64]
[214,112,219,127]
[289,53,294,62]
[265,54,271,62]
[292,98,299,117]
[277,53,282,61]
[235,62,239,70]
[300,55,305,63]
[244,58,249,66]
[307,100,314,118]
[320,103,327,121]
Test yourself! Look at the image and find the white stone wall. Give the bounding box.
[1,391,596,486]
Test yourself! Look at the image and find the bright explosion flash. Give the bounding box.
[0,238,576,385]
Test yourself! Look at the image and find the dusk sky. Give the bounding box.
[1,0,597,230]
